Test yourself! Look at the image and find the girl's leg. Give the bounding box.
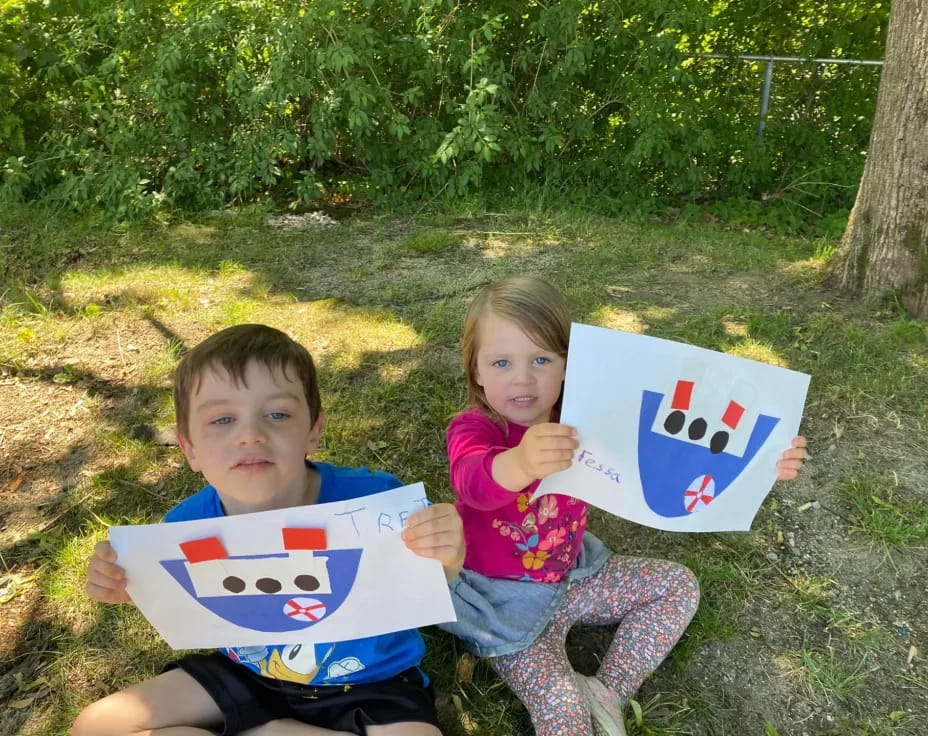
[489,612,593,736]
[567,555,699,703]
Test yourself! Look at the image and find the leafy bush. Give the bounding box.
[0,0,887,221]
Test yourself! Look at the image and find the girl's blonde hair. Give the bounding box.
[462,276,571,420]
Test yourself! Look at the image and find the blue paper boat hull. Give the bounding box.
[160,548,362,632]
[637,390,779,518]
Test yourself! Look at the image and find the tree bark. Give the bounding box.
[828,0,928,319]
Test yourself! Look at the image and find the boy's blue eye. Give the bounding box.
[533,356,551,366]
[268,412,290,421]
[212,416,233,425]
[492,359,510,368]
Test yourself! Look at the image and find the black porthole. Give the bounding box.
[255,577,282,594]
[222,576,246,593]
[664,410,685,434]
[688,418,707,440]
[295,575,320,592]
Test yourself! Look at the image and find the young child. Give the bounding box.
[441,277,807,736]
[73,324,465,736]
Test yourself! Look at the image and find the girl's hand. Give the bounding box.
[402,503,466,581]
[86,540,133,605]
[776,435,808,480]
[514,422,578,481]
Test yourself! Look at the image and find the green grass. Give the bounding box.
[795,641,875,703]
[397,229,463,254]
[2,200,927,735]
[840,476,928,548]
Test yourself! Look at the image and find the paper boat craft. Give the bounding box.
[160,528,361,633]
[637,380,779,517]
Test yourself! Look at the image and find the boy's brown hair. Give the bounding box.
[461,276,571,421]
[174,324,322,440]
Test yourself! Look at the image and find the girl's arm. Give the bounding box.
[491,422,577,491]
[448,412,577,509]
[776,435,808,480]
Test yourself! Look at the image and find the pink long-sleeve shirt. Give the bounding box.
[447,408,588,582]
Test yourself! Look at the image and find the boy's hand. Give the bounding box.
[514,423,578,481]
[402,504,466,581]
[86,540,133,604]
[776,435,808,480]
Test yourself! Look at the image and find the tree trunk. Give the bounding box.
[828,0,928,319]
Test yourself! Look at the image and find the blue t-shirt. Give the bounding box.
[164,462,427,686]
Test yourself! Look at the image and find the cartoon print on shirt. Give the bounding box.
[327,657,367,679]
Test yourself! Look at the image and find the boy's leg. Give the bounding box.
[71,668,223,735]
[489,615,593,736]
[569,555,700,702]
[368,724,441,736]
[238,721,440,736]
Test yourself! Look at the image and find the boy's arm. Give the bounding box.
[401,504,466,581]
[86,540,134,605]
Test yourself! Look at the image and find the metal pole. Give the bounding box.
[689,53,883,143]
[695,53,883,67]
[757,60,774,142]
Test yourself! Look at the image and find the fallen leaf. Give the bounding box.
[456,653,476,684]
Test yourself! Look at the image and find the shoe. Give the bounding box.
[576,674,628,736]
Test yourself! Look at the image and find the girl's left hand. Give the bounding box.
[402,503,466,581]
[776,435,808,480]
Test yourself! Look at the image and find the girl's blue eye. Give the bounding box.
[492,359,510,368]
[212,416,233,425]
[268,412,289,421]
[533,356,551,366]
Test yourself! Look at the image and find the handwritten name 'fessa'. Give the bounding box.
[576,449,621,484]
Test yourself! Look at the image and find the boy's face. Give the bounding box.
[177,360,324,514]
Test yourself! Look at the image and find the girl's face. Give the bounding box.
[474,312,566,427]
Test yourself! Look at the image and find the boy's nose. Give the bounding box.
[236,421,268,444]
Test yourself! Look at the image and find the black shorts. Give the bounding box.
[167,653,439,735]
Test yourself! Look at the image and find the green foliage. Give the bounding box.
[1,0,887,221]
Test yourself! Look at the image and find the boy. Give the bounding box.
[73,324,465,736]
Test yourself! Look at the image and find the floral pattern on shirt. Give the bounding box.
[492,493,587,581]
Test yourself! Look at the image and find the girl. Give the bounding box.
[440,276,807,736]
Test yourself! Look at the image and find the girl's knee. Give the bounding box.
[666,561,700,617]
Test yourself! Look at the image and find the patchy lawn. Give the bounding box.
[1,204,926,735]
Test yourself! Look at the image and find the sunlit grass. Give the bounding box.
[2,200,927,734]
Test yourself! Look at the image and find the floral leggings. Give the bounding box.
[488,555,700,736]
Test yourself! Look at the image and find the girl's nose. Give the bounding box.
[513,365,534,384]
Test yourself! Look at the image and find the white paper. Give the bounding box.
[109,483,456,649]
[534,324,810,532]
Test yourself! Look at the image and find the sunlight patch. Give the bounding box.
[722,319,749,337]
[726,339,787,367]
[589,306,645,334]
